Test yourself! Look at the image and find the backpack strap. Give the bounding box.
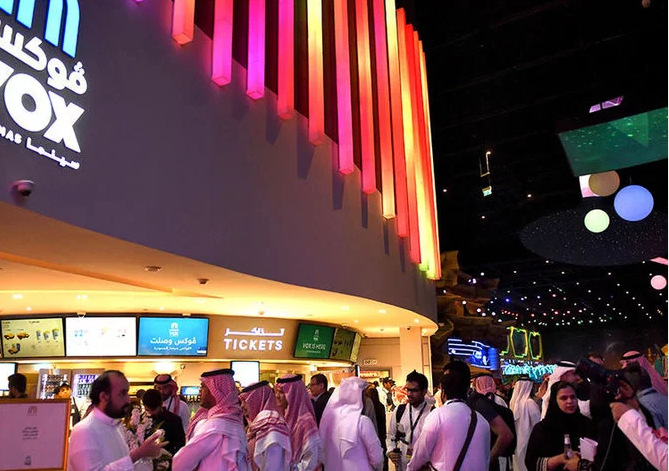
[395,403,407,423]
[453,408,477,471]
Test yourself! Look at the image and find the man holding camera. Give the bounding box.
[386,371,433,471]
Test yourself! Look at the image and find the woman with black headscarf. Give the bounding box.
[525,381,596,471]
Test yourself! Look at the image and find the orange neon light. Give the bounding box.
[397,9,420,264]
[385,0,408,235]
[246,0,266,100]
[372,0,395,218]
[307,0,324,143]
[419,43,441,279]
[355,0,376,194]
[410,29,430,273]
[277,0,295,119]
[211,0,234,86]
[333,0,354,174]
[171,0,196,45]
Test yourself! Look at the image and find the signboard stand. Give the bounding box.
[0,399,69,471]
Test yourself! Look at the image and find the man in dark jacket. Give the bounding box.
[309,373,332,426]
[142,388,186,464]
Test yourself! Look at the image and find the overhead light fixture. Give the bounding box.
[12,294,23,299]
[144,266,162,272]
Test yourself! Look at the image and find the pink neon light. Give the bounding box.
[651,257,669,265]
[277,0,295,119]
[397,11,421,264]
[333,0,354,175]
[355,0,376,194]
[171,0,196,45]
[211,0,234,86]
[307,0,325,143]
[385,0,408,236]
[246,0,266,100]
[372,0,395,218]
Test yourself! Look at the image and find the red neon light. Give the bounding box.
[277,0,295,119]
[419,43,441,279]
[171,0,196,45]
[372,0,395,218]
[397,11,421,264]
[385,0,408,236]
[246,0,266,100]
[211,0,234,86]
[307,0,325,143]
[333,0,354,175]
[355,0,376,194]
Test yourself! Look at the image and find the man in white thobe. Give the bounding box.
[67,370,166,471]
[386,371,433,471]
[172,368,249,471]
[509,378,541,471]
[154,374,191,433]
[407,361,490,471]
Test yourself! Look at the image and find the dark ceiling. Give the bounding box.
[413,0,668,332]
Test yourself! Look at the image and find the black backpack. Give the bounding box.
[467,392,516,457]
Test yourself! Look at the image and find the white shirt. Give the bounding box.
[172,417,250,471]
[326,416,383,471]
[406,400,490,471]
[293,432,322,471]
[377,386,394,410]
[253,442,289,471]
[617,408,668,471]
[386,400,432,470]
[67,407,134,471]
[164,397,191,433]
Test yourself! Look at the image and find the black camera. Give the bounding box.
[392,424,408,452]
[575,357,626,401]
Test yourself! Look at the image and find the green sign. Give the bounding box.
[293,324,334,359]
[330,328,356,361]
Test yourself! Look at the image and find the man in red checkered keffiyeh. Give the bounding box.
[239,381,291,471]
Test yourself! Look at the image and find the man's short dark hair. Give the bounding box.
[142,388,163,410]
[406,370,428,390]
[441,361,471,400]
[311,373,328,390]
[90,370,125,406]
[54,382,71,396]
[8,373,27,393]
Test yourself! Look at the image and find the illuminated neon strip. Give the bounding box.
[372,0,395,218]
[246,0,265,99]
[355,0,376,194]
[0,0,13,15]
[333,0,354,174]
[307,0,324,143]
[510,327,529,358]
[385,0,408,236]
[529,331,543,360]
[277,0,295,119]
[211,0,234,85]
[408,27,430,272]
[397,9,420,264]
[172,0,196,45]
[419,43,441,279]
[16,0,35,28]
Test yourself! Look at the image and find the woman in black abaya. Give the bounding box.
[525,381,596,471]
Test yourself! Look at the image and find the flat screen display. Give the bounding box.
[1,318,65,358]
[329,328,356,361]
[231,361,260,388]
[446,338,499,370]
[65,317,137,357]
[350,332,362,363]
[0,363,17,390]
[293,324,334,359]
[138,317,209,356]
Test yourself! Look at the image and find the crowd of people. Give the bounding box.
[3,347,667,471]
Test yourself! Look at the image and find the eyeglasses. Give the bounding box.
[406,388,423,393]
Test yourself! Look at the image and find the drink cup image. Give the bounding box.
[36,330,42,342]
[15,343,20,352]
[44,331,50,341]
[52,328,60,341]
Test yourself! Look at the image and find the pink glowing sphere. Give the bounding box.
[650,275,667,290]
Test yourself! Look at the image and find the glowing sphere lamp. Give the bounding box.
[651,275,667,290]
[589,171,620,197]
[584,209,610,233]
[614,185,654,221]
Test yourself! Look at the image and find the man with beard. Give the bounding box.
[154,374,191,433]
[68,370,167,471]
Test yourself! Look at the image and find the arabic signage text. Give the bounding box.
[208,317,298,361]
[138,317,209,356]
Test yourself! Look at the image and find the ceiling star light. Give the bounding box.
[584,209,610,233]
[614,185,654,222]
[588,171,620,197]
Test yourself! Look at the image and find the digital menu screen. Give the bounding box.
[65,317,137,357]
[1,318,65,358]
[293,324,334,359]
[138,317,209,356]
[329,328,356,361]
[231,361,260,388]
[0,363,17,390]
[350,332,362,363]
